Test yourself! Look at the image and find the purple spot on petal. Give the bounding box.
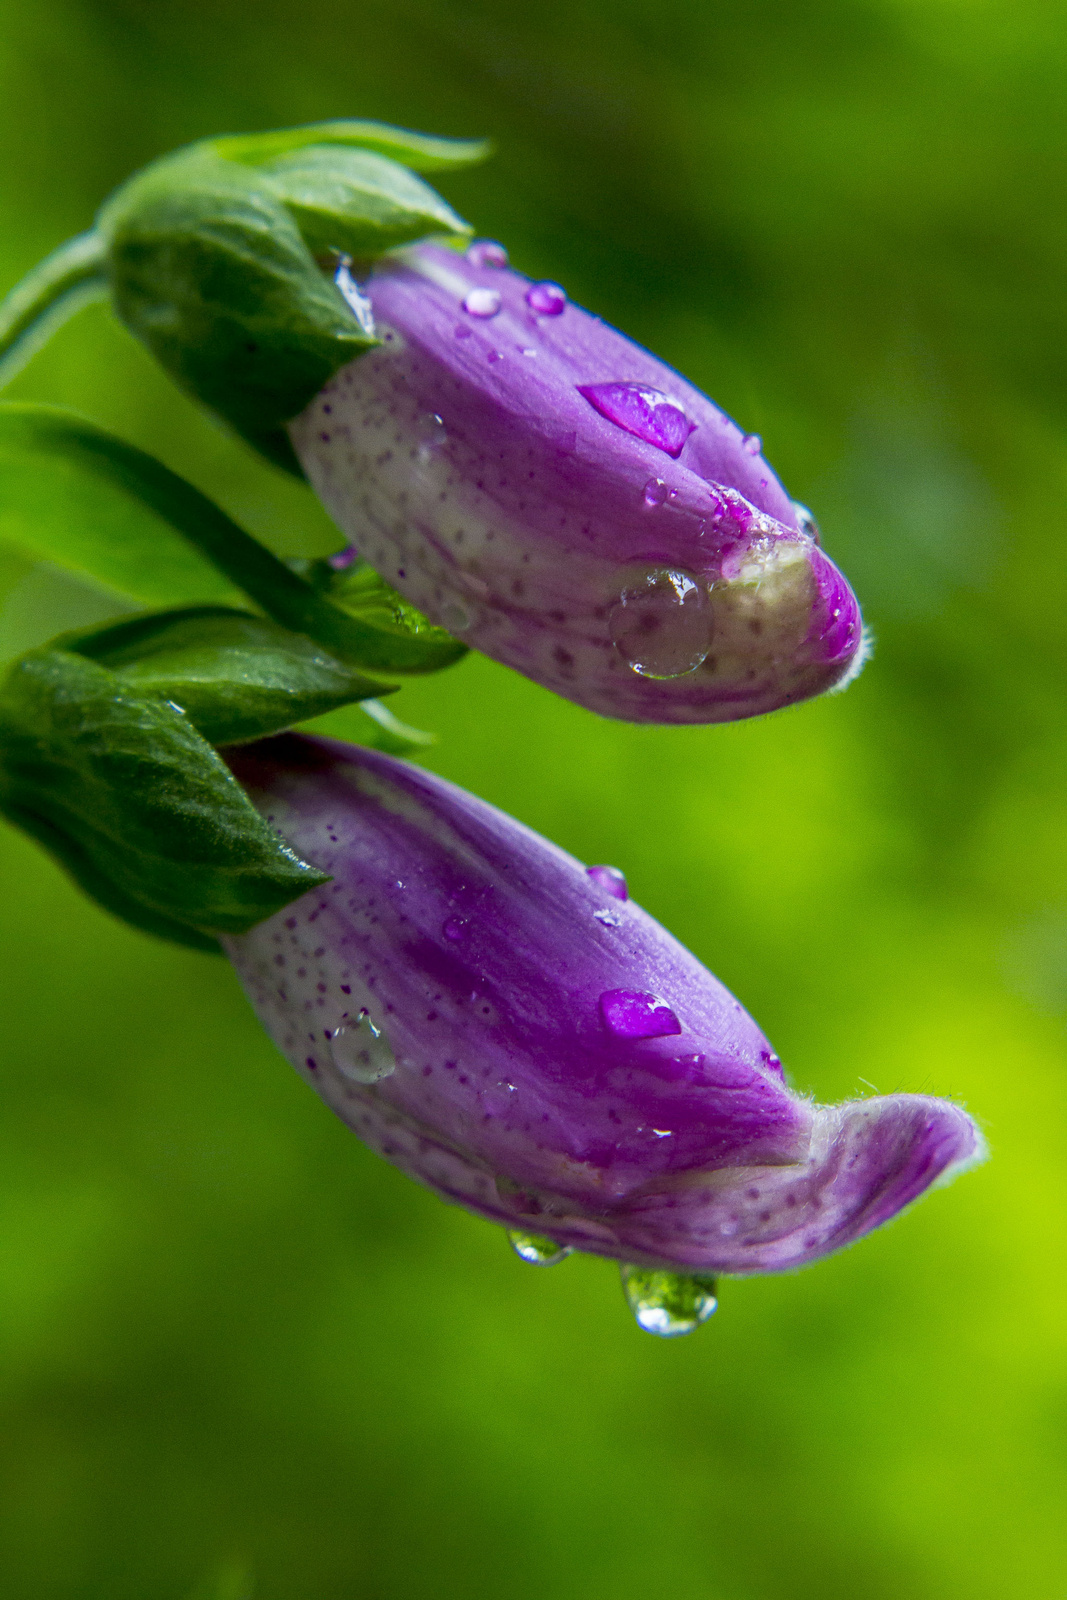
[577,383,697,458]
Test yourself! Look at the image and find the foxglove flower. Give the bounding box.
[291,243,865,723]
[223,735,979,1294]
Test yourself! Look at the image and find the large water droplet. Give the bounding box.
[586,864,628,901]
[578,383,696,458]
[525,281,566,315]
[507,1230,572,1266]
[333,257,376,337]
[621,1266,718,1336]
[643,477,668,508]
[329,1010,396,1084]
[608,567,712,679]
[793,501,821,544]
[463,288,501,318]
[467,240,509,268]
[742,433,762,455]
[599,990,682,1040]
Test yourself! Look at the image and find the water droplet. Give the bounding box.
[507,1230,572,1266]
[333,257,376,337]
[620,1265,718,1337]
[518,346,538,357]
[594,908,621,928]
[742,433,762,455]
[440,601,471,633]
[463,288,501,318]
[329,1009,396,1084]
[599,990,682,1040]
[793,502,821,543]
[578,383,696,459]
[525,282,566,315]
[443,914,468,941]
[608,567,712,679]
[416,412,448,460]
[486,348,503,363]
[643,477,668,507]
[586,864,628,900]
[467,240,509,268]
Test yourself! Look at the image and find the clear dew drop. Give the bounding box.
[463,287,501,318]
[440,601,471,634]
[333,257,376,337]
[594,908,621,927]
[507,1230,572,1266]
[467,240,509,268]
[643,477,668,508]
[793,501,821,544]
[586,864,628,900]
[415,412,448,460]
[329,1009,396,1084]
[742,432,762,455]
[525,281,567,315]
[620,1265,719,1337]
[608,567,712,679]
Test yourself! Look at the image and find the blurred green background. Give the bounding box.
[1,0,1065,1595]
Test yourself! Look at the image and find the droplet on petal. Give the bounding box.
[507,1229,572,1266]
[440,601,472,634]
[415,412,448,459]
[586,864,628,900]
[463,288,501,318]
[578,383,697,459]
[525,282,567,315]
[467,240,509,268]
[742,433,762,455]
[643,477,668,507]
[608,567,712,679]
[599,990,682,1040]
[329,1009,396,1083]
[620,1265,718,1336]
[594,908,621,927]
[443,915,468,941]
[793,501,821,543]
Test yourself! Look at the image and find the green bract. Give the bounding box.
[0,647,330,950]
[0,120,488,468]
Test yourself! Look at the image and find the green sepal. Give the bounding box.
[0,647,330,940]
[290,554,464,658]
[98,150,377,458]
[0,405,467,675]
[211,120,491,173]
[258,147,471,260]
[65,605,394,745]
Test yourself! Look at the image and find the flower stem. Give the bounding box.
[0,232,109,385]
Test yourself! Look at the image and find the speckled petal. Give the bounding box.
[290,244,864,724]
[222,735,980,1271]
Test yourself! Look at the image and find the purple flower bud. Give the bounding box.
[223,735,981,1275]
[290,244,865,724]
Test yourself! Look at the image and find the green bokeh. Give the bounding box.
[1,1,1065,1596]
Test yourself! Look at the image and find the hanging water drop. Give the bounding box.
[793,502,821,543]
[463,288,501,318]
[507,1230,572,1266]
[598,989,682,1040]
[742,433,762,455]
[329,1009,396,1084]
[608,567,712,679]
[621,1266,718,1336]
[525,281,567,315]
[467,240,509,268]
[579,383,696,459]
[586,864,628,901]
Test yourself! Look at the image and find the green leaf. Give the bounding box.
[0,402,242,607]
[0,406,467,674]
[66,605,394,745]
[261,146,471,258]
[211,120,491,173]
[98,150,377,453]
[0,647,329,940]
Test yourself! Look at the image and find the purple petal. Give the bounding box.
[223,736,982,1274]
[289,244,865,725]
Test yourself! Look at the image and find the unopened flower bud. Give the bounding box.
[291,244,866,723]
[223,735,979,1276]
